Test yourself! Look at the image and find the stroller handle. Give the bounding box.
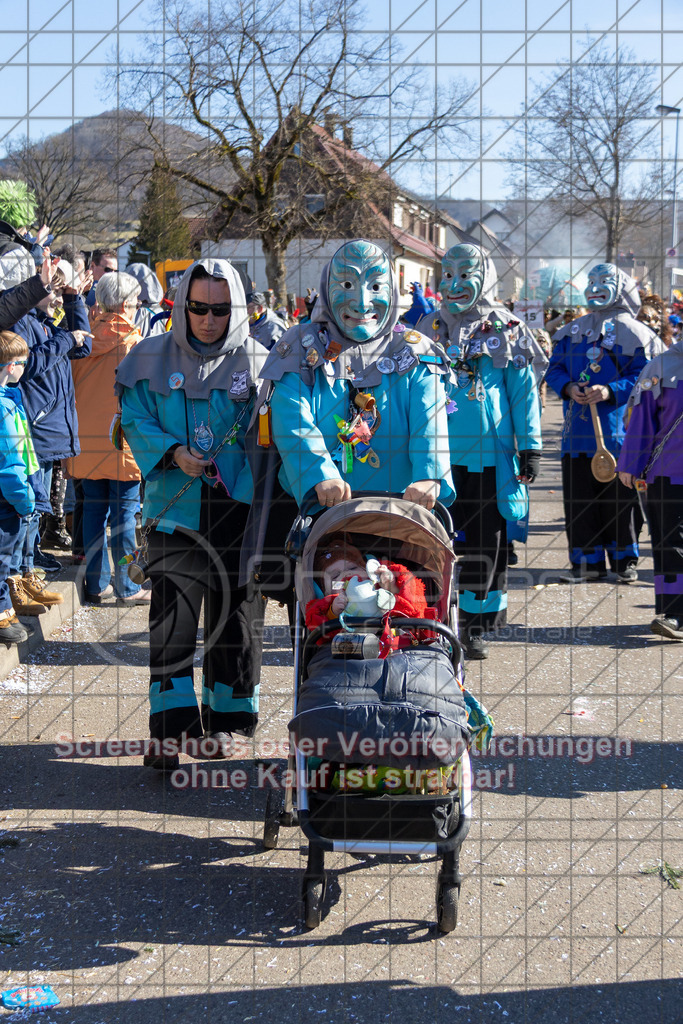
[303,616,465,674]
[296,488,454,539]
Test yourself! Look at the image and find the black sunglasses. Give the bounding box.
[186,300,232,317]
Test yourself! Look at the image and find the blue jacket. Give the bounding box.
[0,385,51,517]
[121,381,255,532]
[270,362,455,507]
[445,355,541,473]
[15,295,92,461]
[403,284,434,326]
[545,332,648,457]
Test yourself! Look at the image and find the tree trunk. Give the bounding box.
[261,233,287,303]
[605,229,615,264]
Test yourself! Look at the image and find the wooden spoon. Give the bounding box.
[590,404,617,482]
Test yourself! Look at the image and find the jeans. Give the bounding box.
[10,512,40,574]
[0,508,21,613]
[64,477,75,514]
[82,479,141,598]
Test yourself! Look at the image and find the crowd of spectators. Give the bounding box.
[0,181,162,645]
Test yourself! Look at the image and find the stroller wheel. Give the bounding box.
[303,879,324,930]
[262,789,282,850]
[436,882,458,934]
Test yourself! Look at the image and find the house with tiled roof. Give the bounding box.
[198,119,449,312]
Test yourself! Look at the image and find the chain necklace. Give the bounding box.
[190,396,214,452]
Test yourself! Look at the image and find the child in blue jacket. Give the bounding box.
[0,331,52,644]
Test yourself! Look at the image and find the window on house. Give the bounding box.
[393,203,403,228]
[399,263,406,294]
[305,194,325,214]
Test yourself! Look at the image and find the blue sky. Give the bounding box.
[2,0,682,200]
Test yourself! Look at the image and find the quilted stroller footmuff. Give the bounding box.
[288,645,470,770]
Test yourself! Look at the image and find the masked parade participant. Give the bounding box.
[618,337,683,641]
[246,291,287,350]
[417,243,542,660]
[117,260,268,771]
[254,238,454,527]
[545,263,662,585]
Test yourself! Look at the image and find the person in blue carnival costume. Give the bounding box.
[403,281,434,326]
[257,239,454,518]
[246,291,287,350]
[418,243,543,660]
[118,259,269,771]
[545,263,662,585]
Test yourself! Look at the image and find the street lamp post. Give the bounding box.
[656,103,681,300]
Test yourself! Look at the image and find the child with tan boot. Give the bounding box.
[0,331,62,644]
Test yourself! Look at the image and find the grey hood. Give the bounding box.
[436,245,499,338]
[116,258,267,400]
[125,262,164,307]
[628,336,683,407]
[425,247,548,376]
[610,269,642,318]
[259,241,450,387]
[554,267,660,356]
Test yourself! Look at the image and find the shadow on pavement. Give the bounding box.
[0,978,677,1024]
[493,621,658,649]
[2,737,680,823]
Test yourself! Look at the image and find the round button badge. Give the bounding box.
[377,357,396,374]
[168,372,184,390]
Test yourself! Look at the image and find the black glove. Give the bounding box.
[518,450,541,483]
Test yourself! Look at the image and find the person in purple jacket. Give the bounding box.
[618,338,683,641]
[545,264,662,584]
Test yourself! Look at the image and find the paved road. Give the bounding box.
[1,396,680,1023]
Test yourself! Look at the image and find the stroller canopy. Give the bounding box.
[295,497,455,617]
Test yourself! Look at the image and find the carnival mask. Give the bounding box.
[585,264,618,310]
[328,240,392,342]
[440,244,486,314]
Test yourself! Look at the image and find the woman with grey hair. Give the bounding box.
[69,272,146,603]
[95,269,141,314]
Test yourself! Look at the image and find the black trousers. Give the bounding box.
[561,454,639,572]
[451,465,508,634]
[147,487,265,741]
[646,476,683,621]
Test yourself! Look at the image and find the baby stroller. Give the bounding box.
[262,494,475,934]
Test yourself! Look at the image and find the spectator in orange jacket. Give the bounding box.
[70,271,148,605]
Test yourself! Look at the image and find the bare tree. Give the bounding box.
[117,0,475,298]
[506,42,664,263]
[3,132,114,241]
